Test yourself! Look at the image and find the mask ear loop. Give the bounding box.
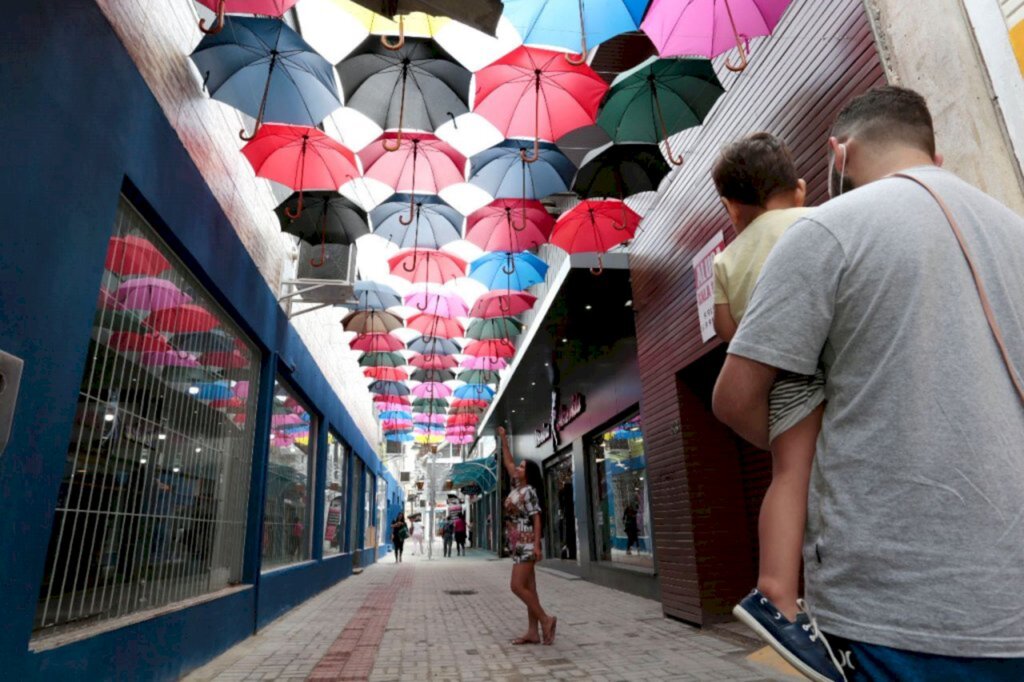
[838,143,848,197]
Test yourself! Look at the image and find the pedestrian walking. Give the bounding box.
[622,503,639,556]
[714,86,1024,681]
[391,512,408,563]
[410,516,425,555]
[498,426,557,646]
[453,512,467,556]
[441,516,454,558]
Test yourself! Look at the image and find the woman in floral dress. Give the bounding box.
[498,426,557,646]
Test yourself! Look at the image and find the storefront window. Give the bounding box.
[323,432,348,555]
[364,470,376,549]
[34,197,260,641]
[377,480,387,547]
[590,414,653,569]
[544,452,577,561]
[348,458,364,551]
[261,379,314,571]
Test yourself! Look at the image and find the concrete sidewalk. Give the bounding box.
[185,550,797,681]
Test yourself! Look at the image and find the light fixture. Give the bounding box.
[139,458,148,465]
[157,433,167,441]
[543,362,549,367]
[625,299,633,307]
[104,414,115,422]
[172,466,181,473]
[585,305,592,310]
[188,386,200,395]
[520,397,525,401]
[195,447,202,453]
[275,395,287,403]
[595,457,606,463]
[511,409,516,413]
[561,338,568,343]
[531,382,536,386]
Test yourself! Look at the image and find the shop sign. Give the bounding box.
[692,231,724,343]
[534,393,587,447]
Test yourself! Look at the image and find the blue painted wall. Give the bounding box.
[0,1,392,678]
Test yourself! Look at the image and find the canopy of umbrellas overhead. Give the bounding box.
[189,0,792,449]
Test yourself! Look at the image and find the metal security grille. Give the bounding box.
[33,197,260,642]
[323,432,348,555]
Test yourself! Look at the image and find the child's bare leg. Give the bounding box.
[757,404,823,621]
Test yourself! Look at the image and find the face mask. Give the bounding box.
[828,145,855,198]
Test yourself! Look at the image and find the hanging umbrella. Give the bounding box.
[411,368,456,383]
[359,350,407,367]
[466,200,554,252]
[447,434,475,445]
[333,1,450,44]
[374,393,411,404]
[354,281,403,310]
[468,140,576,199]
[413,382,453,398]
[116,278,191,311]
[572,142,671,199]
[192,380,234,401]
[336,36,470,146]
[407,335,460,355]
[105,236,169,276]
[403,290,468,317]
[414,433,446,444]
[342,310,404,334]
[641,0,792,71]
[468,252,549,291]
[195,0,298,35]
[275,191,369,267]
[242,124,360,219]
[342,0,503,37]
[463,339,516,358]
[351,333,405,352]
[451,397,490,408]
[503,0,647,63]
[108,332,174,354]
[201,350,249,369]
[363,366,410,381]
[414,413,447,424]
[469,290,537,318]
[412,396,449,409]
[370,194,463,249]
[190,17,340,139]
[148,353,203,370]
[146,304,219,334]
[360,133,466,224]
[447,413,480,425]
[474,46,608,162]
[388,249,466,284]
[410,354,458,369]
[465,317,523,341]
[551,199,641,273]
[171,330,235,354]
[93,309,149,334]
[379,409,414,419]
[597,57,724,165]
[451,404,487,415]
[407,313,464,339]
[458,369,500,384]
[387,432,416,442]
[369,380,411,396]
[454,384,496,400]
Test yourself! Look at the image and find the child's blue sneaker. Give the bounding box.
[733,589,847,682]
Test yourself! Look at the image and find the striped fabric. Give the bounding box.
[768,369,827,443]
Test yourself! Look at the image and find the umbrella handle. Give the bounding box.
[651,86,685,166]
[284,189,305,219]
[381,15,406,50]
[198,0,226,34]
[399,194,416,226]
[382,130,403,152]
[446,112,459,129]
[612,202,630,231]
[501,253,516,276]
[383,66,409,153]
[402,247,419,272]
[239,52,278,141]
[723,0,750,72]
[590,253,604,276]
[520,75,542,164]
[498,295,511,314]
[564,0,588,65]
[309,211,328,267]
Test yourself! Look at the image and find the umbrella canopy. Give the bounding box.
[413,382,453,398]
[358,350,406,367]
[454,384,496,400]
[412,396,449,409]
[465,317,524,341]
[414,433,445,444]
[386,432,415,442]
[503,0,647,58]
[343,0,503,36]
[105,236,170,276]
[407,335,460,355]
[414,413,447,424]
[468,251,549,291]
[466,199,554,252]
[337,36,470,137]
[190,17,340,137]
[109,332,174,354]
[146,304,220,334]
[195,0,298,34]
[383,419,414,430]
[342,310,404,334]
[147,353,203,370]
[333,1,450,38]
[469,290,537,318]
[451,404,487,415]
[171,330,237,354]
[447,413,480,425]
[370,194,463,249]
[201,350,249,368]
[374,394,411,405]
[641,0,792,71]
[193,380,234,401]
[572,142,671,198]
[407,313,465,339]
[460,356,506,370]
[474,46,608,161]
[468,140,576,200]
[410,368,456,383]
[404,290,468,317]
[597,57,724,165]
[116,278,191,311]
[463,339,516,358]
[378,409,413,419]
[458,369,500,384]
[364,366,410,381]
[388,249,466,284]
[352,333,405,352]
[275,191,369,247]
[551,199,640,269]
[451,398,490,408]
[354,281,403,310]
[360,133,466,194]
[370,380,411,396]
[410,354,458,369]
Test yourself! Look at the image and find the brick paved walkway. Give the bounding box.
[184,550,797,681]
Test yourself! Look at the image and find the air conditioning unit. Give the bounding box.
[279,242,358,318]
[386,439,404,455]
[400,471,411,482]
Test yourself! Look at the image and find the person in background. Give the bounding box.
[453,512,467,556]
[622,503,639,556]
[391,512,408,563]
[498,426,557,646]
[441,516,454,558]
[410,515,425,556]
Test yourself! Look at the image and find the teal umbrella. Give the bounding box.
[597,57,724,166]
[413,397,449,410]
[359,351,407,368]
[458,369,500,384]
[465,317,523,340]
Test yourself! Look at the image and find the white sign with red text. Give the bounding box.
[692,231,725,343]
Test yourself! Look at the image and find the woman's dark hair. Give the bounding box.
[523,460,545,513]
[394,512,405,522]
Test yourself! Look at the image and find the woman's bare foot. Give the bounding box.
[510,634,540,645]
[542,616,558,645]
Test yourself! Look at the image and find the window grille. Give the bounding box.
[34,197,260,642]
[348,458,364,550]
[323,432,348,555]
[363,470,375,549]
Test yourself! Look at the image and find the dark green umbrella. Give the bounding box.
[458,369,500,384]
[465,317,523,340]
[410,368,456,383]
[597,57,724,166]
[412,397,448,410]
[359,351,407,367]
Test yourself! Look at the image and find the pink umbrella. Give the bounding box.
[388,249,466,285]
[463,339,516,358]
[469,290,537,318]
[641,0,793,72]
[196,0,298,35]
[142,351,200,367]
[466,199,554,252]
[383,419,414,430]
[410,354,459,370]
[408,314,464,340]
[550,199,640,273]
[108,331,174,354]
[461,356,508,370]
[351,333,405,353]
[360,133,466,224]
[270,432,295,448]
[116,278,191,311]
[414,414,447,424]
[201,350,249,369]
[447,435,475,445]
[404,290,469,317]
[412,382,453,399]
[272,413,303,426]
[233,380,251,398]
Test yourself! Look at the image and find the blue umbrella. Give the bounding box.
[386,433,415,442]
[190,16,341,139]
[194,380,233,401]
[469,252,549,291]
[379,410,413,420]
[504,0,648,58]
[408,336,461,355]
[354,281,403,310]
[469,140,576,200]
[454,384,496,400]
[370,194,464,249]
[369,380,411,396]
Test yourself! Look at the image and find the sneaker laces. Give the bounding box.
[797,598,849,682]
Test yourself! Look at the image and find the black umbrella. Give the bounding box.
[275,191,370,267]
[410,368,456,383]
[348,1,503,37]
[337,37,470,152]
[572,142,671,199]
[171,330,236,355]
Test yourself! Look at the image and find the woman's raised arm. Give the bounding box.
[497,425,516,479]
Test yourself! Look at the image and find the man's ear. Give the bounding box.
[793,178,807,207]
[934,151,944,167]
[720,197,743,230]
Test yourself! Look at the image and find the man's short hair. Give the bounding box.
[711,132,799,207]
[831,86,935,157]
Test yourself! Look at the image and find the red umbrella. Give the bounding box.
[360,133,466,224]
[196,0,297,34]
[410,354,459,370]
[352,333,405,353]
[469,290,537,318]
[146,304,219,334]
[451,398,490,409]
[408,314,465,340]
[447,413,480,426]
[551,199,640,274]
[201,350,249,368]
[451,404,486,415]
[388,249,466,284]
[374,395,411,406]
[242,124,359,221]
[466,199,553,252]
[209,396,245,410]
[475,46,608,163]
[108,331,174,354]
[463,339,516,358]
[364,367,410,381]
[105,236,170,277]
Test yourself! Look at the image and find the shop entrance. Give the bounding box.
[544,450,577,561]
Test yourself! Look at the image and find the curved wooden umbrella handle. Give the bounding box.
[564,0,588,65]
[239,52,277,141]
[199,0,226,34]
[382,129,403,152]
[611,201,630,231]
[284,189,305,219]
[402,247,419,273]
[723,0,750,73]
[520,73,543,164]
[500,253,516,276]
[398,194,416,225]
[381,15,406,51]
[519,138,541,164]
[590,253,604,276]
[651,85,684,166]
[498,295,511,314]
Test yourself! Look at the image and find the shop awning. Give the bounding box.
[448,457,498,494]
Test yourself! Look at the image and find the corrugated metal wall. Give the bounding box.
[630,0,888,624]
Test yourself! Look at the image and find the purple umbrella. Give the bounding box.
[403,290,470,318]
[117,278,192,311]
[641,0,793,72]
[233,380,251,399]
[460,356,508,370]
[412,382,453,399]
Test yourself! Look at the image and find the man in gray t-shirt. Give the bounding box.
[714,87,1024,677]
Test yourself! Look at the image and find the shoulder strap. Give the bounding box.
[894,172,1024,405]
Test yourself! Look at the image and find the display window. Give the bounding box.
[544,452,577,561]
[323,432,348,555]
